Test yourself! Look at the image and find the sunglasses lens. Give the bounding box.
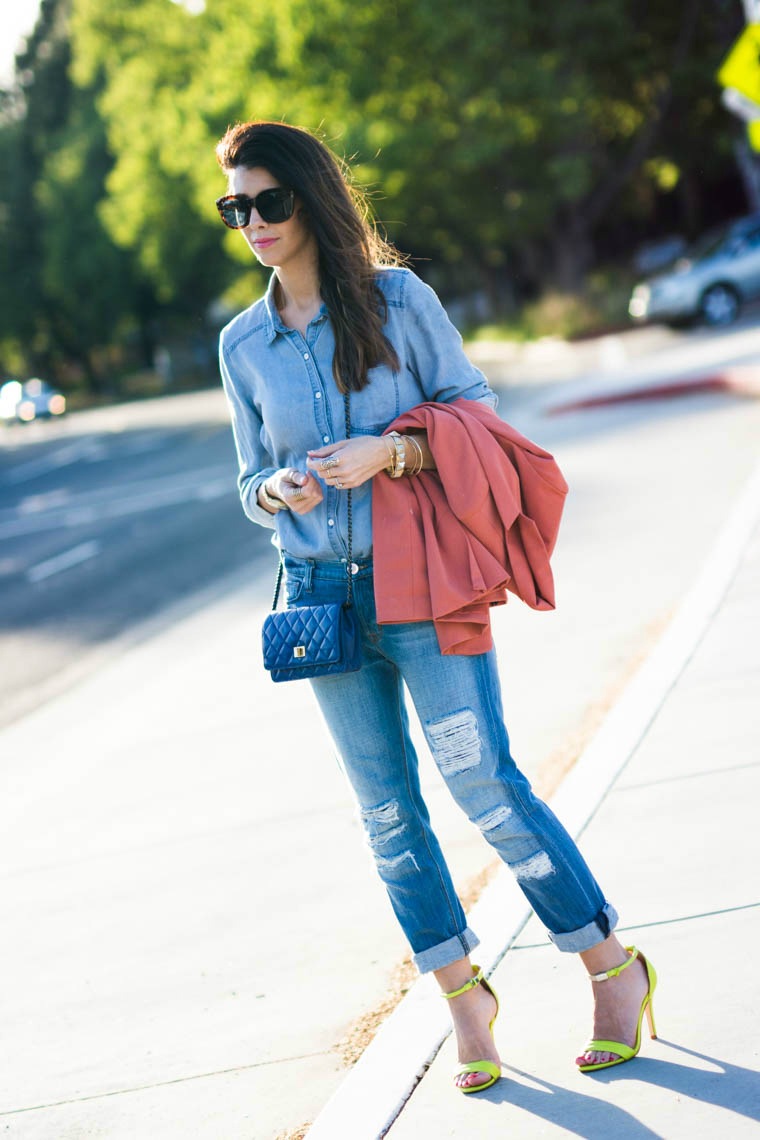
[216,189,295,228]
[257,189,295,223]
[218,199,250,228]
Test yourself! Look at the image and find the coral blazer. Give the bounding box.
[372,399,569,654]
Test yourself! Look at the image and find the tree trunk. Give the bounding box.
[551,218,595,292]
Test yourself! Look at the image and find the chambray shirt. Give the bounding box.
[218,267,498,561]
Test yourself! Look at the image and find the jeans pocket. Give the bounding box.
[285,575,305,605]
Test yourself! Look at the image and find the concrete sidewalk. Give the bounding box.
[381,490,760,1135]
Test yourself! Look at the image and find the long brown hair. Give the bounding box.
[216,121,406,393]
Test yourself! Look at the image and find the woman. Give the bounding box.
[216,120,657,1091]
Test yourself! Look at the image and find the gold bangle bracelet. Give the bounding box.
[259,481,288,511]
[405,435,424,476]
[388,431,406,478]
[383,435,397,473]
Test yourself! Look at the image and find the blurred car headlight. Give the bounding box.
[0,380,23,418]
[18,401,36,421]
[629,284,650,318]
[49,394,66,415]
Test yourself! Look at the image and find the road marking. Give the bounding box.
[0,465,235,539]
[119,432,171,455]
[8,440,108,484]
[195,480,230,501]
[27,540,101,583]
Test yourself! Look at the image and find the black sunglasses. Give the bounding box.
[215,188,296,229]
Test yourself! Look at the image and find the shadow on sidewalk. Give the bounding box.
[478,1040,760,1137]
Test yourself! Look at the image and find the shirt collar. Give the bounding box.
[262,271,328,344]
[263,272,287,344]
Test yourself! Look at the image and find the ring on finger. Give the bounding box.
[336,480,344,489]
[320,456,340,470]
[290,486,304,499]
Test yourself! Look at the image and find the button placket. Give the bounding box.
[295,329,333,445]
[294,327,345,559]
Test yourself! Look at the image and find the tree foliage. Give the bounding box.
[0,0,749,392]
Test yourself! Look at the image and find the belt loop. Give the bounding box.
[303,560,313,592]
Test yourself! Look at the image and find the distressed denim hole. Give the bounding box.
[426,708,481,775]
[371,823,406,847]
[375,849,419,874]
[512,851,554,881]
[475,804,513,833]
[360,799,400,831]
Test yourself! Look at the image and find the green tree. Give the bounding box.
[0,0,153,391]
[72,0,742,305]
[3,0,745,391]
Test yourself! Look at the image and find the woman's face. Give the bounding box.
[227,166,315,271]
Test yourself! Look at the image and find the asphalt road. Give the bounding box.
[0,403,273,727]
[1,312,759,740]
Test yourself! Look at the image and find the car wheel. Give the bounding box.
[699,283,740,326]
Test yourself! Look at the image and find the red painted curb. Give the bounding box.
[546,368,760,415]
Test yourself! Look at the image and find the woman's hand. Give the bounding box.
[265,467,323,515]
[306,436,391,489]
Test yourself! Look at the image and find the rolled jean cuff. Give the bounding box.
[413,926,481,973]
[547,903,619,953]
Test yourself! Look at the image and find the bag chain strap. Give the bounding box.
[271,390,353,611]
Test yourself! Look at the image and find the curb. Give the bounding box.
[545,366,760,415]
[303,455,760,1140]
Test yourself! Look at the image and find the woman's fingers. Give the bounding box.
[270,468,323,513]
[306,440,348,459]
[289,471,323,513]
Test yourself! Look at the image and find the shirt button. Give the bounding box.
[303,351,310,360]
[323,435,329,443]
[315,392,322,399]
[328,518,335,527]
[351,562,359,575]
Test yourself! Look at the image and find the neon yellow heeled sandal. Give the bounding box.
[577,945,658,1073]
[442,964,501,1093]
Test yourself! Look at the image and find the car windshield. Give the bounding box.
[684,223,735,262]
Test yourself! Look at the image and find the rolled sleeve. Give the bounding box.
[404,272,498,410]
[219,340,278,529]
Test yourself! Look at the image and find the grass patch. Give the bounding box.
[466,267,638,344]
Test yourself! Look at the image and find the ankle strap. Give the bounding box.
[588,946,638,983]
[442,966,484,1000]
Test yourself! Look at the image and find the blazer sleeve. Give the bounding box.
[218,337,278,529]
[403,271,498,409]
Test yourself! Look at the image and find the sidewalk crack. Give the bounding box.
[617,759,760,792]
[0,1051,330,1117]
[512,901,760,949]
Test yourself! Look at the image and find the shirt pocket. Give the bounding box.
[350,421,391,438]
[347,365,401,431]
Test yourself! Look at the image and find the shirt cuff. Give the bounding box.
[242,472,280,528]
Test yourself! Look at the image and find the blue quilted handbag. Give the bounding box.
[262,594,361,682]
[261,392,362,682]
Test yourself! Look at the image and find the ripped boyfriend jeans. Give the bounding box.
[283,554,618,973]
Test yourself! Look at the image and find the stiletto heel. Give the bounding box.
[577,946,658,1072]
[442,964,501,1093]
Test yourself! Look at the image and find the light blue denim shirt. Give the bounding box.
[218,266,498,561]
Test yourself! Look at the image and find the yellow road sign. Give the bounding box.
[718,24,760,105]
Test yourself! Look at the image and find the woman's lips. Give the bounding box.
[254,238,278,248]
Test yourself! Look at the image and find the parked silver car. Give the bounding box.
[0,379,67,423]
[629,214,760,326]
